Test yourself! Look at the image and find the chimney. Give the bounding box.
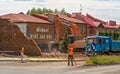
[48,13,56,22]
[18,12,24,14]
[109,20,116,26]
[66,13,72,17]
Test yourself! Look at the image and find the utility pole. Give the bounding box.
[80,4,83,13]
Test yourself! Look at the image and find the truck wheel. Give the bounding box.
[85,48,92,56]
[103,50,112,55]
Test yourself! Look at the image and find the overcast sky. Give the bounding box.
[0,0,120,23]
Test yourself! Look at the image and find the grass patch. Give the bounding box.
[85,55,120,65]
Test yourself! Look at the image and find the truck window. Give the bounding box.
[86,38,98,44]
[86,39,93,44]
[93,38,99,44]
[99,39,105,44]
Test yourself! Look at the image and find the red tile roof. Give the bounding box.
[86,14,107,24]
[75,13,120,29]
[86,14,120,29]
[103,23,120,29]
[49,13,85,24]
[75,13,100,27]
[31,14,48,21]
[0,13,51,24]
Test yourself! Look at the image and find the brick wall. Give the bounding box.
[87,27,97,36]
[27,23,55,52]
[0,18,41,56]
[76,23,87,38]
[60,24,70,39]
[28,23,55,44]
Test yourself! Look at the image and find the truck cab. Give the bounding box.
[85,36,112,55]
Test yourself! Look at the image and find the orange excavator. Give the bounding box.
[54,15,85,52]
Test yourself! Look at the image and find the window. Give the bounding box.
[99,39,105,44]
[86,38,99,44]
[15,23,27,37]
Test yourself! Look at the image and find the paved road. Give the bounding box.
[0,61,120,74]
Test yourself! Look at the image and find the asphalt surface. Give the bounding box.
[0,61,120,74]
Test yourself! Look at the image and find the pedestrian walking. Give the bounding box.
[20,47,24,63]
[91,42,96,55]
[67,45,74,66]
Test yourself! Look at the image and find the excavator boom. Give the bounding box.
[69,22,80,36]
[54,15,85,51]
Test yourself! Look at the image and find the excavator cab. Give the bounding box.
[67,35,85,52]
[68,35,75,44]
[67,35,80,44]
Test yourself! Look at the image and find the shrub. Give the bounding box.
[99,32,120,40]
[118,35,120,40]
[85,55,120,65]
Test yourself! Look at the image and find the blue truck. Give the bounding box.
[85,36,120,55]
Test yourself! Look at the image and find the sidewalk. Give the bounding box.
[0,57,85,62]
[0,53,87,62]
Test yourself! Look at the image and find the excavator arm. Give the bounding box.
[54,15,85,51]
[54,15,81,41]
[69,22,85,49]
[69,22,80,36]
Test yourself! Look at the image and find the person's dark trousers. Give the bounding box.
[68,55,73,66]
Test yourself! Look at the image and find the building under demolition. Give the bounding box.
[1,13,119,53]
[0,18,41,56]
[0,13,86,52]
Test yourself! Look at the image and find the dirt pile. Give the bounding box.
[0,18,41,56]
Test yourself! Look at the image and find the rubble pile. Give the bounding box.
[41,53,87,60]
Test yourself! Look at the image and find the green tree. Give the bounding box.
[60,8,67,14]
[111,32,114,39]
[54,9,59,13]
[118,35,120,40]
[38,8,43,14]
[107,32,110,37]
[99,32,102,36]
[60,32,68,52]
[105,32,108,36]
[114,32,118,40]
[116,32,120,40]
[42,7,48,13]
[48,9,53,13]
[26,7,68,14]
[31,7,42,14]
[101,32,105,36]
[109,32,112,38]
[30,7,37,14]
[113,32,116,40]
[27,10,31,14]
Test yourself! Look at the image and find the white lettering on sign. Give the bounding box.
[30,34,38,39]
[30,34,52,39]
[46,34,52,39]
[39,34,46,39]
[36,27,49,32]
